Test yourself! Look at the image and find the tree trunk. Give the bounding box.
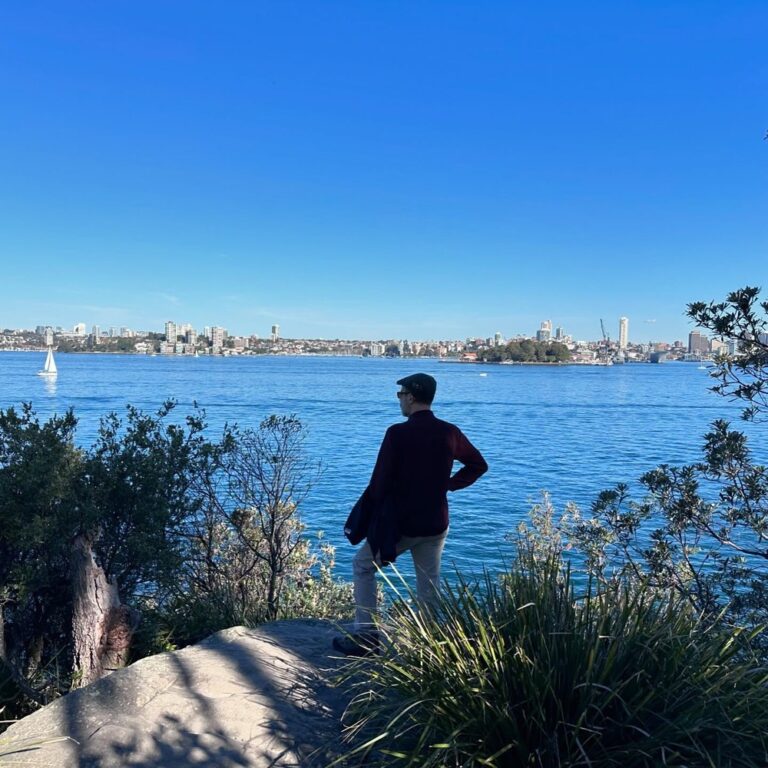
[71,534,138,688]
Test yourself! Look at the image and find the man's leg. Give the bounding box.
[408,530,448,612]
[333,541,382,656]
[352,540,379,631]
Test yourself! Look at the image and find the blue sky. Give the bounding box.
[1,1,765,343]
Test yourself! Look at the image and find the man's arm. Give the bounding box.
[447,429,488,491]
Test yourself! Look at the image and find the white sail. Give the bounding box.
[38,347,58,377]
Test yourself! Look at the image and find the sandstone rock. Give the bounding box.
[0,619,352,767]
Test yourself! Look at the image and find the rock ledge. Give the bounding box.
[1,619,351,767]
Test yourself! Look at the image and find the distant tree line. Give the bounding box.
[477,339,571,363]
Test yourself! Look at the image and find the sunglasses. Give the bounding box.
[396,390,411,398]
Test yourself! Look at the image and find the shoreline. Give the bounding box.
[0,349,698,364]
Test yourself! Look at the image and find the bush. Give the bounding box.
[131,533,354,657]
[336,549,768,767]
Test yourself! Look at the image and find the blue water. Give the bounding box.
[1,352,764,580]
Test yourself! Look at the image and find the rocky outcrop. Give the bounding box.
[0,619,353,767]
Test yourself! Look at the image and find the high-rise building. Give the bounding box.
[92,325,101,344]
[74,322,86,337]
[619,317,629,350]
[688,331,710,354]
[271,324,280,342]
[536,320,552,342]
[211,326,226,350]
[165,321,177,343]
[494,331,504,346]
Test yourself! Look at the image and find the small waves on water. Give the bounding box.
[1,352,764,581]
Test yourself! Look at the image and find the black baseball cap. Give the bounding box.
[397,372,437,404]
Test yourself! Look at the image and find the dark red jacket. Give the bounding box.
[367,409,488,539]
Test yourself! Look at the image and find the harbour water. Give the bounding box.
[1,351,764,580]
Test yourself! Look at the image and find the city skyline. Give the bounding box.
[20,313,691,347]
[1,3,765,342]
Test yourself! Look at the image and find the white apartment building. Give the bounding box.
[619,317,629,350]
[211,326,226,350]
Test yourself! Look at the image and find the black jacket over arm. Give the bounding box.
[345,410,487,563]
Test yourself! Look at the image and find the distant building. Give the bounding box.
[711,338,728,355]
[688,331,710,354]
[619,317,629,350]
[165,321,177,343]
[536,320,552,342]
[494,331,504,346]
[44,327,54,346]
[271,324,280,342]
[74,322,87,337]
[555,326,565,341]
[370,342,386,356]
[211,326,226,351]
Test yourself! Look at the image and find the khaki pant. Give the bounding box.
[352,530,448,630]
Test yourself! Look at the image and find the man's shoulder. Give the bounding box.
[407,411,461,434]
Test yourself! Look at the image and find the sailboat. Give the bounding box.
[37,346,58,377]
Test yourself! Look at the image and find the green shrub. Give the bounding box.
[130,535,353,658]
[336,550,768,767]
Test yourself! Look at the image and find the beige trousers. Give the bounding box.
[352,530,448,630]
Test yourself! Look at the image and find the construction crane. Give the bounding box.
[598,319,612,364]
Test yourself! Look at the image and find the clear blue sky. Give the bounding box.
[1,1,765,343]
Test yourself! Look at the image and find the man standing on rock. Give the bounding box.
[333,372,488,656]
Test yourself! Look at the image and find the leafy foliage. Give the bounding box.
[0,403,350,720]
[549,287,768,649]
[477,339,571,363]
[688,285,768,421]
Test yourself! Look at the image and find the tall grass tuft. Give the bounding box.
[336,549,768,767]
